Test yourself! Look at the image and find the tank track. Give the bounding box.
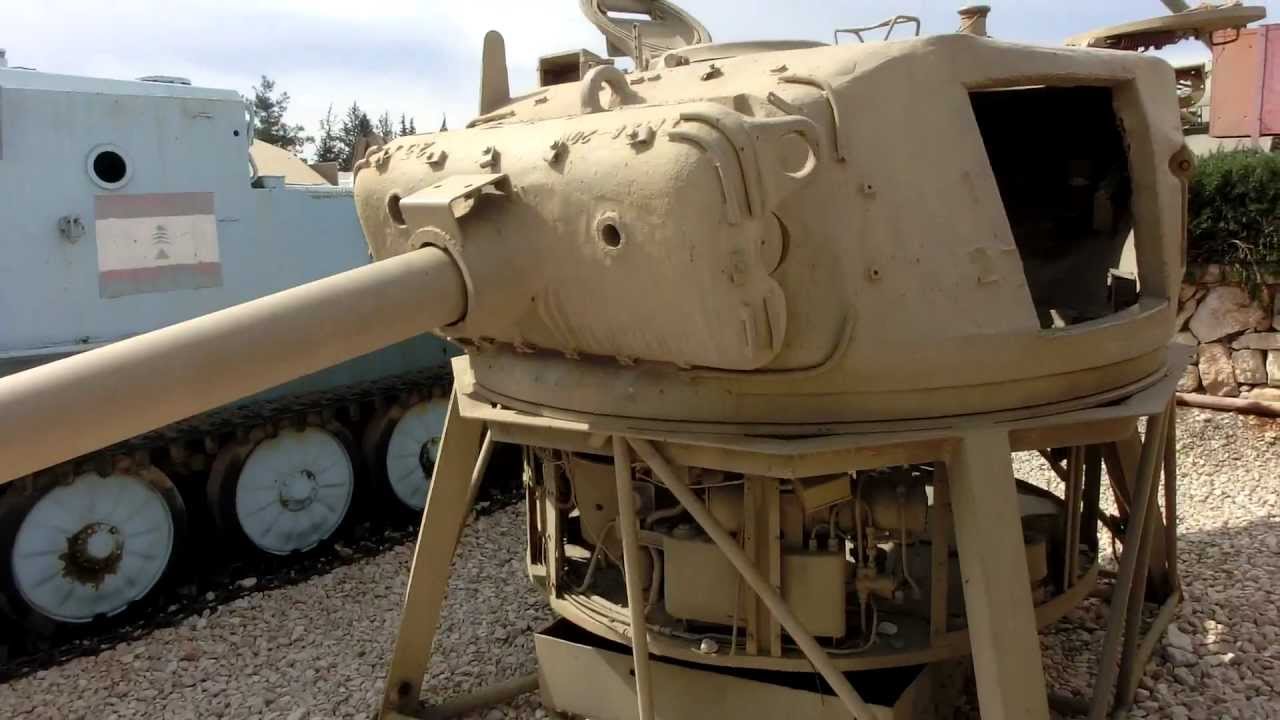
[112,365,456,462]
[0,364,529,671]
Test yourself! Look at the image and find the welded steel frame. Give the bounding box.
[378,349,1187,720]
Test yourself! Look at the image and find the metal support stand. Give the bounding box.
[611,436,655,720]
[1064,445,1085,589]
[382,392,486,717]
[1089,402,1174,720]
[375,352,1185,720]
[947,429,1051,720]
[929,464,952,640]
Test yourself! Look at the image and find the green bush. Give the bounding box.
[1188,148,1280,279]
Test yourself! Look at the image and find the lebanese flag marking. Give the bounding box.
[95,192,221,298]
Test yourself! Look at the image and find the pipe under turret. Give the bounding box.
[0,247,466,483]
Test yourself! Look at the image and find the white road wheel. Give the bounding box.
[234,427,354,555]
[10,470,177,623]
[384,398,448,511]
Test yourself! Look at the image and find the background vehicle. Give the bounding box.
[0,64,455,629]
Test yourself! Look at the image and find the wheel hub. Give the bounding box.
[61,522,124,587]
[419,437,440,476]
[279,469,320,511]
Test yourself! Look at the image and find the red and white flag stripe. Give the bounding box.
[95,192,221,298]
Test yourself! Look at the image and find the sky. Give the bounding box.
[5,1,1276,159]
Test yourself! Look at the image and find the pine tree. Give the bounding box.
[250,75,310,151]
[338,101,375,169]
[408,117,417,135]
[376,111,394,143]
[313,104,341,163]
[398,113,410,137]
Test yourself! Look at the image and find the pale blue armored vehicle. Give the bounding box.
[0,57,453,628]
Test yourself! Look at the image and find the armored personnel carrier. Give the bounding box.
[0,62,454,629]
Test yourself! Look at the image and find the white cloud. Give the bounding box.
[5,1,1275,156]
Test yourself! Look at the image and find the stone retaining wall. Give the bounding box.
[1175,264,1280,401]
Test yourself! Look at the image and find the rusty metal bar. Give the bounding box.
[419,673,540,719]
[1176,392,1280,417]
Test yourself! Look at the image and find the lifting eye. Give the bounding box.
[387,193,406,226]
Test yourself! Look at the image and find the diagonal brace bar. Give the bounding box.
[628,437,876,720]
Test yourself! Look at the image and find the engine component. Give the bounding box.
[662,535,738,626]
[706,484,745,534]
[780,550,847,638]
[792,474,852,514]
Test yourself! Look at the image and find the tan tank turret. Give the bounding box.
[0,2,1259,719]
[356,21,1188,428]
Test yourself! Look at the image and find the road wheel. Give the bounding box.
[0,467,185,624]
[364,396,448,514]
[208,426,355,555]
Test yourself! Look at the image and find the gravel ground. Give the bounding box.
[2,406,1278,719]
[1030,408,1280,720]
[0,505,551,720]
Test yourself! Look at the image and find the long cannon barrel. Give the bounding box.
[0,247,465,484]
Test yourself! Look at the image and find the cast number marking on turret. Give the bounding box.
[94,192,221,298]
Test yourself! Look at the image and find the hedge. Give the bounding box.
[1188,148,1280,279]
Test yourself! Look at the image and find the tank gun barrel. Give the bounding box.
[0,247,465,484]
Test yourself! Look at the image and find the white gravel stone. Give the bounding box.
[1020,408,1280,719]
[1165,624,1193,653]
[0,504,550,720]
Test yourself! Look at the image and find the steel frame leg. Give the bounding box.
[612,437,655,720]
[947,429,1051,720]
[381,390,487,717]
[1088,403,1172,720]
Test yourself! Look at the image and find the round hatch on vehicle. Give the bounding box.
[87,144,131,190]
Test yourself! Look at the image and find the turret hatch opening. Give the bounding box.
[970,85,1136,329]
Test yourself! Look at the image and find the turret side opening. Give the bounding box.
[970,85,1136,329]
